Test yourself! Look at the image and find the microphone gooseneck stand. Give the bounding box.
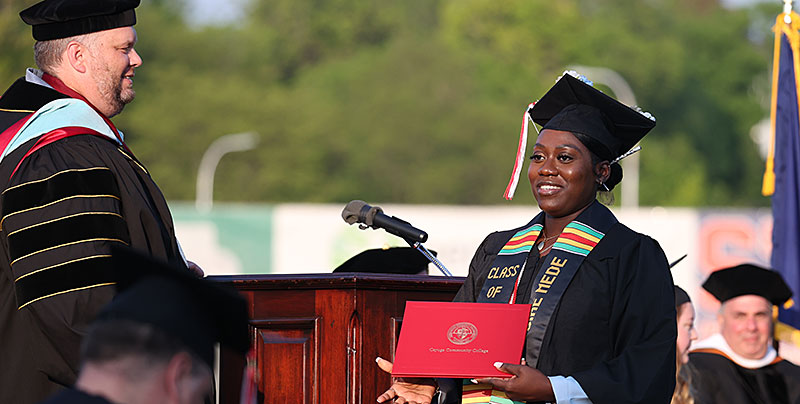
[404,236,453,277]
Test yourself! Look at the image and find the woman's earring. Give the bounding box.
[599,180,610,192]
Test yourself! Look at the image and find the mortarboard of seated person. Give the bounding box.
[37,246,250,404]
[333,247,431,275]
[685,263,800,404]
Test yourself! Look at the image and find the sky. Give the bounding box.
[721,0,774,7]
[183,0,249,26]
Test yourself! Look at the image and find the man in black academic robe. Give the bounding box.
[685,264,800,404]
[0,1,193,402]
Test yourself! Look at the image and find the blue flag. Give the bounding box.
[765,11,800,345]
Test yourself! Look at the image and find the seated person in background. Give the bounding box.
[685,264,800,404]
[39,247,250,404]
[672,285,697,404]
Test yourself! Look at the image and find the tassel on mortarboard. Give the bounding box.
[503,103,536,200]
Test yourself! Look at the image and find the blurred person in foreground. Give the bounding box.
[377,71,676,404]
[0,1,199,402]
[685,264,800,404]
[39,246,250,404]
[672,285,697,404]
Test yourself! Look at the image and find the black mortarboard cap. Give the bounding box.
[702,263,793,305]
[98,246,250,367]
[530,72,656,159]
[674,286,691,307]
[20,0,140,41]
[669,254,692,307]
[333,247,430,275]
[670,254,691,306]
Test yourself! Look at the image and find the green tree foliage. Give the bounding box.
[0,0,780,207]
[0,0,36,80]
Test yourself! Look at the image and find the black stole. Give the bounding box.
[477,202,617,367]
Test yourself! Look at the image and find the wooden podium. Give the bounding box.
[211,273,464,404]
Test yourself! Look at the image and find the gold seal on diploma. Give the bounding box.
[447,322,478,345]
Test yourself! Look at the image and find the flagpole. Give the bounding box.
[771,0,800,351]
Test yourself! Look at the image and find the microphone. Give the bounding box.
[341,200,428,243]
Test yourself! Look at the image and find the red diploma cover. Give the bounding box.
[391,301,531,378]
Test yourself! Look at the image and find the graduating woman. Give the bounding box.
[377,71,677,404]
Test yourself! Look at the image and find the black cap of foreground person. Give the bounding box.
[702,263,793,306]
[20,0,140,41]
[99,245,250,367]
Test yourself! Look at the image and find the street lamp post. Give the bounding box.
[568,65,641,208]
[195,132,258,213]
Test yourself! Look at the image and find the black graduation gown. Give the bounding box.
[38,389,117,404]
[443,206,676,404]
[685,351,800,404]
[0,77,184,403]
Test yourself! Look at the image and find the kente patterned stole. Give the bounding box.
[476,201,617,367]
